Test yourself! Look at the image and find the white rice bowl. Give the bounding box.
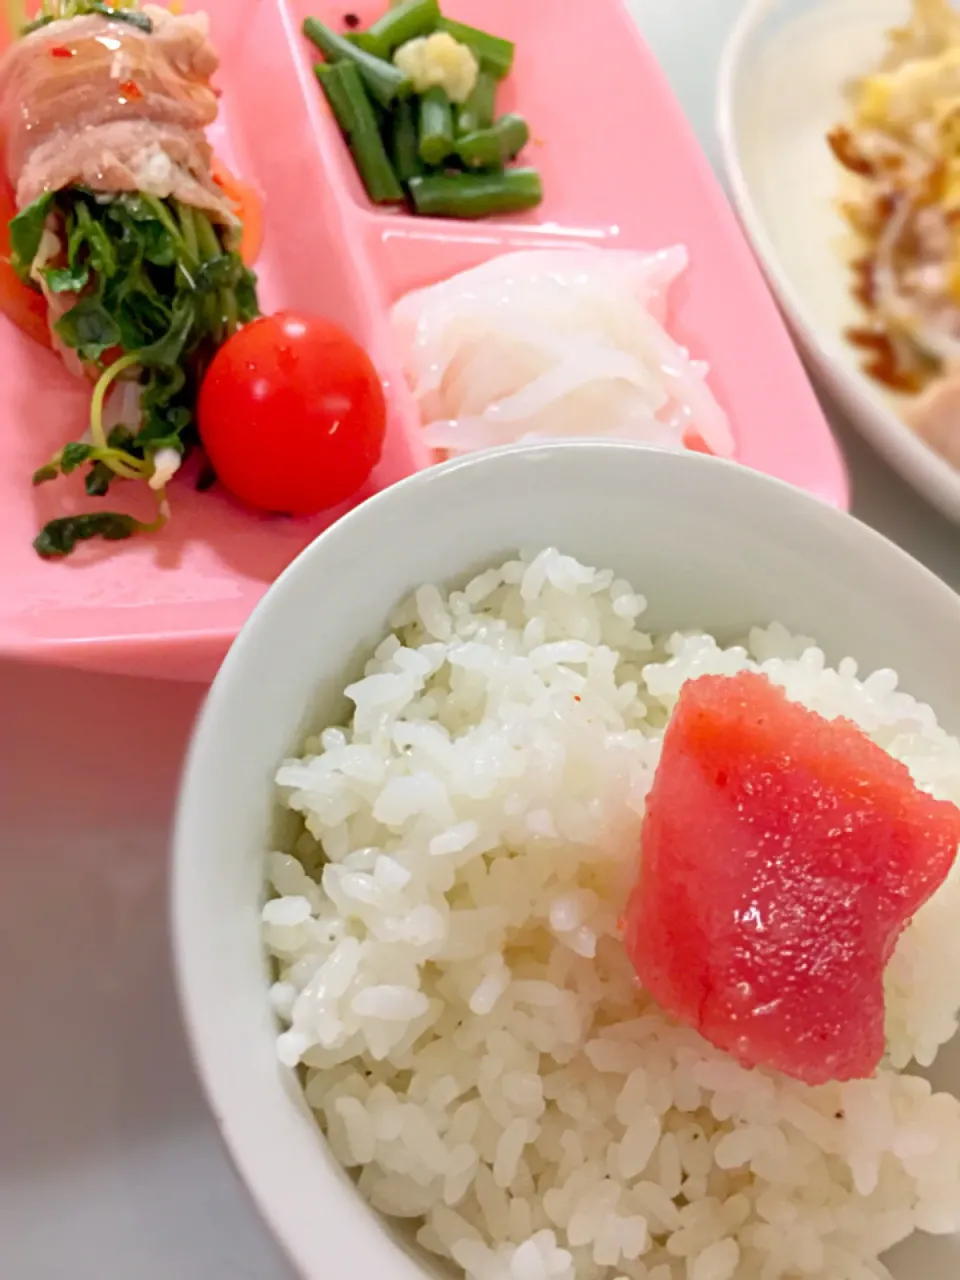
[262,548,960,1280]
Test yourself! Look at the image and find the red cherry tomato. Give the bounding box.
[197,311,387,516]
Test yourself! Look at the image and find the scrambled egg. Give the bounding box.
[856,46,960,131]
[847,27,960,303]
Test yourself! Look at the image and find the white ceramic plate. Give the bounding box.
[717,0,960,526]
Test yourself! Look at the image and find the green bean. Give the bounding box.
[456,113,529,169]
[407,168,542,219]
[455,70,497,136]
[315,63,404,204]
[437,17,514,79]
[418,86,454,166]
[343,31,379,53]
[390,98,423,185]
[303,17,411,107]
[363,0,440,58]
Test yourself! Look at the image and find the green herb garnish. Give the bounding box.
[33,510,164,559]
[21,15,55,33]
[26,0,152,27]
[87,2,153,31]
[14,187,259,556]
[22,4,153,33]
[8,192,54,280]
[15,0,153,35]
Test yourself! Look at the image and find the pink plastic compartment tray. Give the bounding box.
[0,0,848,681]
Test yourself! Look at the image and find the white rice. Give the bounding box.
[263,549,960,1280]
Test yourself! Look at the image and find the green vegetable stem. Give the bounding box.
[363,0,440,59]
[408,168,543,219]
[455,70,497,136]
[303,16,411,107]
[315,62,404,203]
[418,86,454,166]
[437,17,514,79]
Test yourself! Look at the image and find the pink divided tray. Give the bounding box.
[0,0,849,681]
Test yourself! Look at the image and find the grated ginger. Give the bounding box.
[393,32,479,105]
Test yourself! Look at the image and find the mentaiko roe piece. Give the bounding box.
[623,671,960,1085]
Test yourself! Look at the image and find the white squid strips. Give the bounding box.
[390,247,735,459]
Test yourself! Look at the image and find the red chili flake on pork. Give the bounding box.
[49,45,75,59]
[118,79,144,102]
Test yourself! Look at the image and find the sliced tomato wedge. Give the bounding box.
[683,429,714,456]
[212,157,264,267]
[0,176,52,348]
[0,9,15,53]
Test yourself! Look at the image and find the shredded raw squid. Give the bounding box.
[391,247,735,460]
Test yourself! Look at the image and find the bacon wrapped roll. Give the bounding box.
[0,0,261,557]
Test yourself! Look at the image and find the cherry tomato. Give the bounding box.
[0,175,52,348]
[197,311,387,516]
[211,157,264,267]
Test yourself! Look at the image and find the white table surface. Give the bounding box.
[3,4,959,1278]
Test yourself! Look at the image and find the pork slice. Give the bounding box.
[0,13,223,207]
[143,4,218,80]
[17,117,236,223]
